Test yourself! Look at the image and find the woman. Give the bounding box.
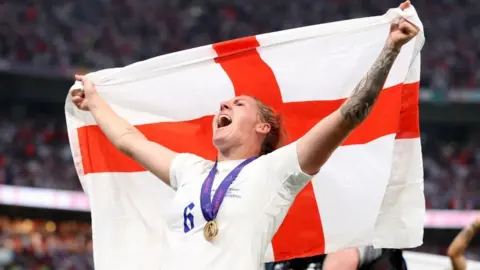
[71,2,418,269]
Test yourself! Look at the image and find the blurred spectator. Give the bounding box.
[421,125,480,210]
[0,0,480,269]
[0,1,480,209]
[0,217,93,270]
[0,104,80,191]
[2,103,480,210]
[0,215,478,270]
[1,0,480,88]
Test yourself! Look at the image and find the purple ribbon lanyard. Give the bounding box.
[200,157,256,222]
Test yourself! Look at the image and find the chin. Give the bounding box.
[212,135,227,149]
[212,131,236,151]
[213,127,229,142]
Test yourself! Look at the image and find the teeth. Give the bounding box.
[219,115,231,121]
[218,114,232,128]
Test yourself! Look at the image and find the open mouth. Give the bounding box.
[217,115,232,128]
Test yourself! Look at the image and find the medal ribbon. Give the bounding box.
[200,157,256,222]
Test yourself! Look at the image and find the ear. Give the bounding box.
[255,123,271,135]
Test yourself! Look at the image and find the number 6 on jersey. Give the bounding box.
[183,203,195,233]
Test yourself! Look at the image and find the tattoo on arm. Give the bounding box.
[340,43,400,128]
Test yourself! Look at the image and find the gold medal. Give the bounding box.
[203,220,219,241]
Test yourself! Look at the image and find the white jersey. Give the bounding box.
[162,142,311,270]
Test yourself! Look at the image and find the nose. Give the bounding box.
[220,101,231,111]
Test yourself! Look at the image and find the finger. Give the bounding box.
[71,89,83,97]
[74,74,91,87]
[73,100,83,108]
[79,76,94,89]
[399,26,418,38]
[399,24,413,35]
[400,21,420,34]
[406,21,420,32]
[72,96,84,103]
[390,23,399,33]
[400,18,420,32]
[399,0,410,10]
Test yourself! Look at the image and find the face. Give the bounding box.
[212,96,270,150]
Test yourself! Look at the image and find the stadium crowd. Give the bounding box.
[0,0,480,88]
[422,125,480,210]
[1,0,480,269]
[0,217,93,270]
[0,106,79,191]
[1,104,479,210]
[0,217,478,269]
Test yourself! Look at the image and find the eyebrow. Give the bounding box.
[233,97,248,103]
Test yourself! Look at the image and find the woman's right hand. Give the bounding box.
[71,74,98,111]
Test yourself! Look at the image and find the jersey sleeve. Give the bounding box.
[260,142,313,215]
[169,153,205,190]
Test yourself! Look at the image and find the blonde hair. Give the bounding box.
[253,98,285,155]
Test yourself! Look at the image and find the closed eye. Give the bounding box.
[234,100,245,106]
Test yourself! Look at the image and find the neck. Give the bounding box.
[217,144,260,161]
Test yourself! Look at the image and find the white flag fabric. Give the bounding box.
[65,6,425,270]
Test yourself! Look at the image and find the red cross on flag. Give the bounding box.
[66,6,425,270]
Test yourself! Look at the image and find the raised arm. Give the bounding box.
[297,1,419,175]
[447,217,480,270]
[72,75,177,185]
